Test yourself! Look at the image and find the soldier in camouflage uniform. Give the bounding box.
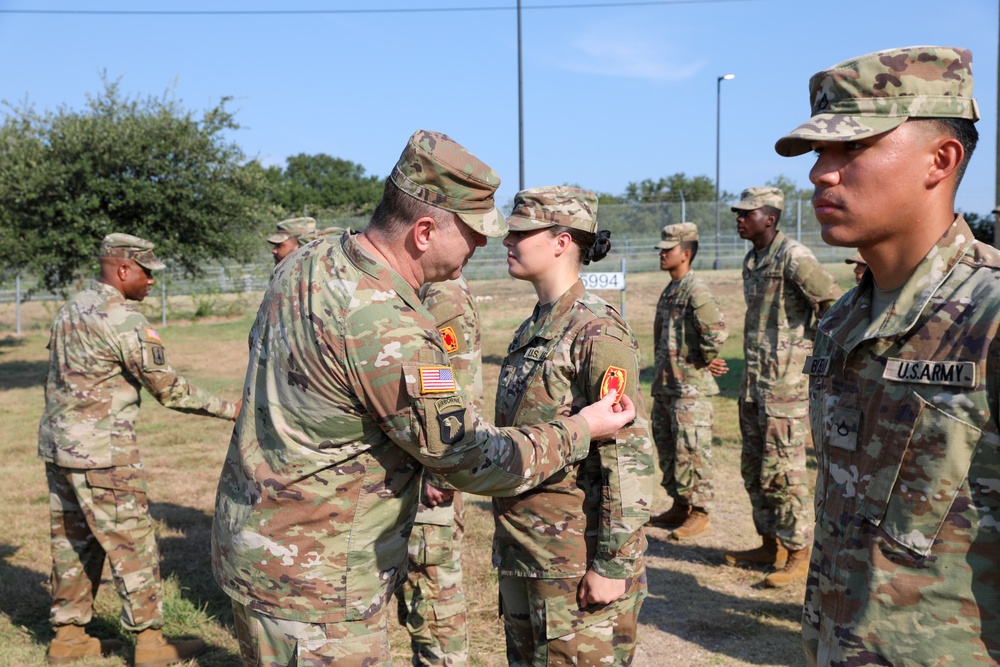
[395,276,481,667]
[777,45,1000,665]
[648,223,728,541]
[844,251,867,284]
[725,186,841,587]
[39,234,241,666]
[211,131,637,667]
[495,186,653,666]
[267,216,316,265]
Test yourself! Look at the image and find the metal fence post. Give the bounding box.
[161,279,167,327]
[620,257,627,320]
[796,199,802,242]
[15,273,21,335]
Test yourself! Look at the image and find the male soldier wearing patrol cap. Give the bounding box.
[648,222,728,541]
[210,131,637,666]
[844,251,868,284]
[40,233,241,666]
[395,276,481,667]
[777,45,1000,665]
[266,216,316,265]
[725,186,841,587]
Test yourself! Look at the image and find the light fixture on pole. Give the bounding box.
[714,73,734,270]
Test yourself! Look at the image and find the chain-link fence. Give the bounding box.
[1,201,851,331]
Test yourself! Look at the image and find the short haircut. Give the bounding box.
[680,240,698,263]
[911,117,978,188]
[761,205,782,227]
[367,179,453,239]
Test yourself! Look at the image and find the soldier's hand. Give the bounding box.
[579,391,635,441]
[424,482,454,507]
[707,358,729,376]
[577,569,626,607]
[232,398,243,421]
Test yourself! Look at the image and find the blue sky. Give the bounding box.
[1,0,997,214]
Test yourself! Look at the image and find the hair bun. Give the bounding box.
[584,230,612,265]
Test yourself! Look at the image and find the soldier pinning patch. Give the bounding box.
[419,366,457,393]
[600,366,627,405]
[439,325,460,354]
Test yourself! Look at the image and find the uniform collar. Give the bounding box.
[514,279,585,348]
[745,231,787,271]
[342,231,422,311]
[820,214,975,349]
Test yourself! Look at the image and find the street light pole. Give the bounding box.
[714,73,735,270]
[517,0,525,190]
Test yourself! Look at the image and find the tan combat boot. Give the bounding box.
[723,536,788,569]
[134,628,207,667]
[47,625,122,665]
[763,546,810,588]
[669,507,711,540]
[648,501,691,529]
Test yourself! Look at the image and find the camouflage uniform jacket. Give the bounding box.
[803,216,1000,665]
[417,276,483,524]
[742,231,840,415]
[38,279,236,469]
[652,270,727,398]
[212,233,594,624]
[493,280,654,579]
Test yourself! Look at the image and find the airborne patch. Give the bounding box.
[419,366,457,393]
[599,366,627,405]
[437,408,466,445]
[439,326,460,353]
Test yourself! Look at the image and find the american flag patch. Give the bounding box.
[419,366,456,393]
[145,328,162,343]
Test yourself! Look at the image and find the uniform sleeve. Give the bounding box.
[347,317,592,498]
[578,320,655,578]
[690,285,728,364]
[786,249,842,318]
[118,321,236,421]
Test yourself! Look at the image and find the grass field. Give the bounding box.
[0,263,857,667]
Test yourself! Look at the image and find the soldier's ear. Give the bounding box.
[412,216,436,252]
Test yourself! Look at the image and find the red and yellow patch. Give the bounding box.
[599,366,627,405]
[439,325,459,353]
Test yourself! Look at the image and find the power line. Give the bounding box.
[0,1,761,16]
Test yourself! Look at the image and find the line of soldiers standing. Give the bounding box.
[37,43,1000,667]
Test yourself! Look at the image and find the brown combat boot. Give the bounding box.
[47,625,122,665]
[648,501,691,529]
[669,507,711,540]
[724,536,788,569]
[134,628,207,667]
[763,546,810,588]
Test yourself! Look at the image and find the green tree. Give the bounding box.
[269,153,384,219]
[765,174,813,205]
[0,77,270,292]
[623,172,728,203]
[960,210,997,248]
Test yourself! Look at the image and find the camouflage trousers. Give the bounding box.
[651,394,715,510]
[396,493,468,667]
[498,568,646,667]
[45,462,163,631]
[737,399,812,551]
[231,600,391,667]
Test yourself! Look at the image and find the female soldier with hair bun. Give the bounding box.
[493,185,654,666]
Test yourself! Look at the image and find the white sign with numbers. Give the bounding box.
[580,272,625,291]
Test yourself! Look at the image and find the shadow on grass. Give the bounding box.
[0,359,49,390]
[0,543,51,644]
[640,538,805,665]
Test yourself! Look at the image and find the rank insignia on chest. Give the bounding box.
[439,326,460,353]
[419,366,457,393]
[599,366,627,405]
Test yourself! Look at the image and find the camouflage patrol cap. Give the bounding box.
[655,222,698,249]
[299,226,348,244]
[731,186,785,212]
[776,46,980,157]
[506,186,599,233]
[99,233,166,270]
[845,251,867,265]
[267,217,317,244]
[390,129,507,238]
